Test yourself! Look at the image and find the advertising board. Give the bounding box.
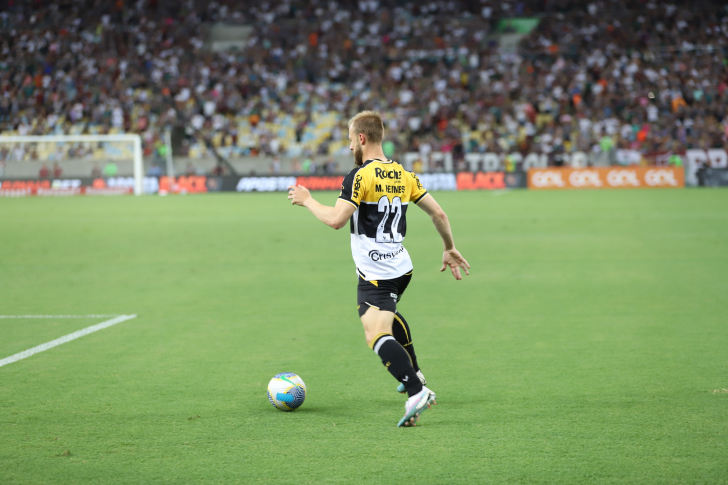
[456,171,527,190]
[234,174,462,192]
[4,167,692,196]
[0,178,136,196]
[697,168,728,187]
[527,167,684,190]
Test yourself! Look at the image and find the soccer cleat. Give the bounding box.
[397,386,436,427]
[397,370,426,393]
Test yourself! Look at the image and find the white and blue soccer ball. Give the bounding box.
[267,372,307,411]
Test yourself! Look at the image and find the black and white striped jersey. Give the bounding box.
[338,158,429,281]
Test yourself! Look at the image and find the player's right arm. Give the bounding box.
[288,184,354,230]
[416,194,470,280]
[287,166,366,230]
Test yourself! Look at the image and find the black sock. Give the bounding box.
[371,333,423,397]
[392,312,420,373]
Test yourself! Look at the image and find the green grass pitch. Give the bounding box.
[1,188,727,484]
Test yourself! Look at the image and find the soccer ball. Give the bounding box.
[267,372,307,411]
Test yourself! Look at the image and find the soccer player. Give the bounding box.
[288,111,470,427]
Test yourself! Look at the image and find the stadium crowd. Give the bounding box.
[0,0,727,170]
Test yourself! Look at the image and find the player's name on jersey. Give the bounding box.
[376,184,406,194]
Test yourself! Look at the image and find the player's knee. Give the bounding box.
[364,328,390,348]
[362,322,382,347]
[364,330,376,347]
[360,308,394,346]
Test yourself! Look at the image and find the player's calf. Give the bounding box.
[392,311,420,372]
[370,333,423,397]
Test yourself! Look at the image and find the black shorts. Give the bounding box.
[357,271,412,317]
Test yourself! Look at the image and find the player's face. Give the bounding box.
[349,128,364,166]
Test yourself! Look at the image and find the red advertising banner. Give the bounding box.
[0,178,133,196]
[455,171,527,190]
[456,171,505,190]
[527,167,685,190]
[159,175,209,194]
[295,175,345,191]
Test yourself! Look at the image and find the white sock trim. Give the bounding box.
[373,335,396,355]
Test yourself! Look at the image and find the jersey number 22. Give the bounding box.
[376,196,403,243]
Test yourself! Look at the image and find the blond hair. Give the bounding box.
[349,110,384,144]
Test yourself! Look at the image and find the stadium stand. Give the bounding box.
[0,0,726,171]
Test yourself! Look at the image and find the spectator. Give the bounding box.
[39,164,50,179]
[412,159,424,173]
[324,158,339,174]
[103,162,118,178]
[291,158,302,174]
[0,0,725,169]
[52,162,63,178]
[91,164,102,178]
[211,163,225,176]
[147,163,163,177]
[383,140,396,159]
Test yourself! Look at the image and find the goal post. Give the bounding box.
[0,134,144,195]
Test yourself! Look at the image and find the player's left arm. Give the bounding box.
[288,185,355,230]
[416,194,470,279]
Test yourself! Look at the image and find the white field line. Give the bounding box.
[0,314,137,368]
[0,315,118,319]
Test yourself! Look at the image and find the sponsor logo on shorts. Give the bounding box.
[368,246,405,262]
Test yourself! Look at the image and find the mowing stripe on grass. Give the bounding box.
[0,314,137,368]
[0,315,118,319]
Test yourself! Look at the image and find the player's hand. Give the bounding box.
[287,185,311,206]
[441,248,470,280]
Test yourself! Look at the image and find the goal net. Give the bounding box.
[0,134,144,196]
